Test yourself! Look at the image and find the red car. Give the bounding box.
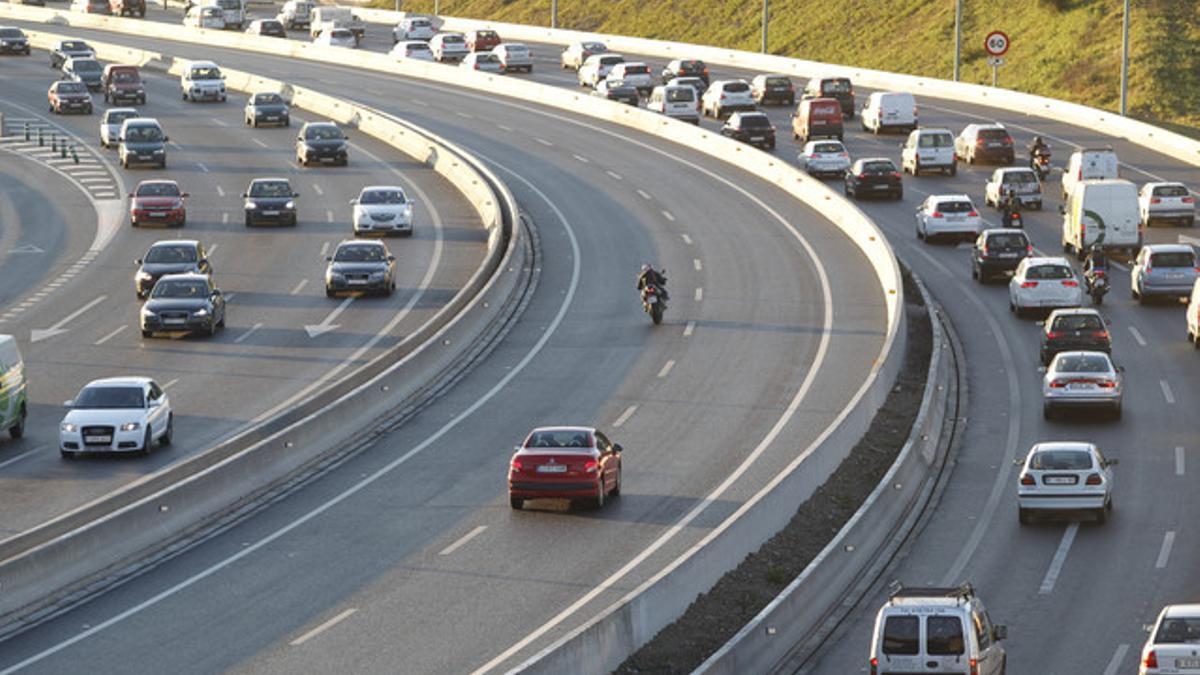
[129,180,188,227]
[48,80,93,115]
[466,28,501,52]
[508,426,623,510]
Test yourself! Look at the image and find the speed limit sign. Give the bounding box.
[984,30,1010,57]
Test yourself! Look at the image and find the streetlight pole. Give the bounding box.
[1119,0,1130,115]
[551,0,557,29]
[953,0,962,81]
[761,0,768,54]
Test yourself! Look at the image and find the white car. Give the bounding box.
[180,60,226,102]
[915,194,982,243]
[985,167,1043,210]
[578,53,624,87]
[607,62,652,95]
[1009,257,1082,317]
[1016,441,1115,524]
[183,5,226,30]
[1139,181,1196,227]
[1140,605,1200,675]
[352,185,413,236]
[390,40,434,62]
[314,27,357,49]
[393,15,435,43]
[900,128,956,176]
[429,32,469,62]
[560,40,606,70]
[99,107,139,149]
[796,139,850,178]
[492,43,533,73]
[1042,351,1123,420]
[701,79,755,118]
[461,52,503,73]
[647,84,699,123]
[59,377,173,458]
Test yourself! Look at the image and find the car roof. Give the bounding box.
[995,167,1035,174]
[122,117,161,126]
[158,272,210,282]
[105,107,139,114]
[336,238,385,247]
[528,425,595,435]
[1163,604,1200,618]
[1143,181,1187,189]
[303,121,338,128]
[1029,441,1095,454]
[136,179,179,187]
[85,377,152,387]
[148,239,199,248]
[929,194,973,202]
[1052,349,1113,360]
[804,140,844,149]
[856,157,894,164]
[972,122,1006,130]
[1047,307,1100,317]
[1142,243,1194,253]
[250,176,290,183]
[981,228,1026,236]
[361,185,405,192]
[885,597,968,610]
[189,60,219,68]
[1024,256,1071,266]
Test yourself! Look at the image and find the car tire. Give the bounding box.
[611,468,621,497]
[325,286,335,298]
[593,481,606,510]
[60,449,76,459]
[1042,403,1053,420]
[245,214,253,227]
[140,428,152,456]
[1094,507,1107,524]
[160,414,173,446]
[9,405,25,440]
[1112,403,1122,420]
[182,91,188,101]
[207,321,216,338]
[949,164,957,177]
[894,188,903,201]
[1018,508,1031,525]
[510,496,523,510]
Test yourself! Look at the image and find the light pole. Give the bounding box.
[1119,0,1130,115]
[551,0,557,29]
[953,0,963,81]
[761,0,768,54]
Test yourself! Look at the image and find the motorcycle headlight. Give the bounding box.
[120,422,141,431]
[369,271,384,279]
[284,200,294,210]
[194,308,209,317]
[61,422,78,433]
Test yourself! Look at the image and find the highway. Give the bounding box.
[1,9,1198,675]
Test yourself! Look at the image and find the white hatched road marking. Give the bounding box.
[694,287,703,301]
[534,138,553,146]
[313,184,324,196]
[197,162,210,173]
[289,608,357,646]
[681,234,692,245]
[216,185,225,197]
[0,445,46,471]
[438,526,487,556]
[222,212,230,224]
[161,378,179,390]
[1039,522,1079,594]
[326,210,334,223]
[657,360,675,378]
[1156,531,1176,569]
[252,138,268,148]
[572,154,588,163]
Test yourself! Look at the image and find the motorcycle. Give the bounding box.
[1032,151,1052,181]
[1085,271,1109,305]
[641,284,666,324]
[1002,208,1023,229]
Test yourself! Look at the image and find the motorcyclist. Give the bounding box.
[1028,136,1050,166]
[637,264,669,302]
[1001,187,1022,227]
[1083,244,1108,283]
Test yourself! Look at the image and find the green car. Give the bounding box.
[0,334,27,440]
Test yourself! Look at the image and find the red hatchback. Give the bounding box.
[129,180,188,227]
[508,426,623,510]
[466,29,501,52]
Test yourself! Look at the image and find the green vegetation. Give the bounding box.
[385,0,1199,132]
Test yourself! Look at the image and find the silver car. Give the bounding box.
[985,167,1043,210]
[1009,257,1082,317]
[493,43,532,73]
[1139,605,1200,675]
[1042,351,1123,419]
[797,140,850,178]
[1132,243,1198,302]
[100,107,139,149]
[915,194,982,243]
[1016,441,1115,524]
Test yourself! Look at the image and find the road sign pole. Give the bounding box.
[953,0,962,81]
[760,0,768,54]
[1120,0,1130,115]
[551,0,557,29]
[992,63,998,87]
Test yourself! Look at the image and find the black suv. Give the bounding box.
[721,112,776,150]
[243,178,299,226]
[1039,308,1111,365]
[844,158,902,200]
[296,122,348,167]
[971,228,1031,283]
[661,59,709,85]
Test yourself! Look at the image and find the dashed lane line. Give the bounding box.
[438,526,488,556]
[289,608,357,647]
[1039,522,1079,595]
[1101,644,1130,675]
[1128,325,1147,347]
[683,321,695,337]
[657,360,675,378]
[1177,446,1185,476]
[1156,531,1176,569]
[612,405,637,428]
[1161,379,1176,405]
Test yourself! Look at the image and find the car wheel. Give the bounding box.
[9,405,25,440]
[245,214,253,227]
[325,286,335,298]
[207,321,216,337]
[160,414,173,446]
[971,265,978,280]
[1042,403,1053,420]
[1094,507,1107,524]
[1018,508,1031,525]
[140,428,153,456]
[949,164,957,177]
[894,188,903,201]
[967,152,975,165]
[916,222,924,240]
[593,480,606,510]
[611,467,621,496]
[182,91,188,101]
[510,496,523,510]
[139,95,145,105]
[1112,402,1122,420]
[60,449,76,459]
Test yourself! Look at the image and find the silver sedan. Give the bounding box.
[797,140,850,178]
[1009,257,1083,317]
[1016,441,1115,524]
[1042,351,1123,420]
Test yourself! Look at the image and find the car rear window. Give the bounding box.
[624,65,650,75]
[881,616,919,655]
[1031,450,1093,470]
[526,430,592,448]
[477,30,497,38]
[680,60,704,71]
[986,233,1027,248]
[918,133,953,148]
[1026,264,1073,280]
[1150,252,1196,268]
[821,78,851,94]
[978,128,1010,140]
[926,615,965,655]
[106,110,138,125]
[862,161,896,174]
[600,55,623,65]
[1003,170,1038,184]
[442,34,464,44]
[1052,314,1103,331]
[58,82,87,93]
[811,102,839,116]
[765,76,790,87]
[723,82,750,93]
[1154,617,1200,643]
[813,142,844,154]
[411,19,430,28]
[666,88,693,102]
[135,182,180,197]
[739,115,771,128]
[1054,353,1111,372]
[1153,185,1190,198]
[936,201,975,213]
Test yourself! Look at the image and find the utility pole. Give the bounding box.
[761,0,768,54]
[1119,0,1130,115]
[551,0,557,28]
[953,0,963,81]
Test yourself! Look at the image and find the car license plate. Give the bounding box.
[988,142,1002,147]
[321,157,337,163]
[85,435,111,444]
[264,115,277,121]
[1168,273,1185,279]
[1045,476,1075,485]
[1068,383,1091,390]
[165,317,186,325]
[1178,658,1200,668]
[999,252,1018,258]
[537,464,567,473]
[149,212,166,217]
[646,295,658,305]
[262,210,279,216]
[750,136,764,141]
[875,184,890,190]
[348,279,367,285]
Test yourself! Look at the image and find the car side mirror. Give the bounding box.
[993,625,1008,641]
[63,400,74,408]
[387,255,396,262]
[127,192,134,198]
[241,192,248,198]
[148,399,161,408]
[1106,459,1120,466]
[1012,459,1024,466]
[135,258,143,265]
[118,136,125,142]
[181,192,190,198]
[162,135,169,142]
[221,75,227,80]
[1118,365,1126,373]
[297,135,303,141]
[212,288,222,296]
[293,192,300,198]
[349,199,357,205]
[1143,623,1155,633]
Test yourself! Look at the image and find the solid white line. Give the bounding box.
[1127,325,1147,347]
[571,154,588,163]
[46,295,108,331]
[438,526,487,556]
[693,258,702,271]
[1177,446,1186,476]
[496,123,513,132]
[636,189,651,200]
[1156,531,1176,569]
[207,243,219,257]
[290,279,308,295]
[233,322,263,344]
[683,321,695,337]
[289,608,357,646]
[412,99,429,107]
[215,185,225,197]
[534,137,553,146]
[313,184,324,196]
[1039,522,1079,595]
[681,234,693,245]
[1101,644,1130,675]
[605,170,622,180]
[252,138,268,148]
[1161,379,1175,405]
[94,324,127,345]
[694,287,703,301]
[612,405,637,428]
[0,445,46,471]
[661,210,675,222]
[326,209,334,223]
[161,378,179,390]
[657,360,675,378]
[197,162,210,173]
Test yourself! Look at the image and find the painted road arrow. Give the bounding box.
[31,295,107,343]
[8,244,45,254]
[304,296,354,338]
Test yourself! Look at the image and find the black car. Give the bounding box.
[661,59,708,85]
[244,178,299,226]
[64,57,104,91]
[592,79,639,106]
[296,122,348,166]
[971,228,1031,283]
[753,74,795,106]
[245,92,290,128]
[0,27,30,55]
[670,75,707,96]
[721,112,776,150]
[140,273,225,337]
[1039,308,1111,366]
[135,240,211,299]
[248,19,287,37]
[844,158,902,200]
[325,240,397,297]
[50,40,93,69]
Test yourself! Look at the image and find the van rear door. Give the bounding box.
[876,614,923,673]
[923,614,971,673]
[1079,150,1118,180]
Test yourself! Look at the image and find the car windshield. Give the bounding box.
[666,88,693,102]
[249,181,292,197]
[0,28,23,38]
[125,125,163,143]
[1031,449,1093,470]
[58,82,87,94]
[1026,264,1073,280]
[1153,185,1190,197]
[63,41,87,51]
[583,41,605,52]
[739,115,771,128]
[1155,617,1200,644]
[360,189,406,205]
[525,430,591,448]
[821,78,851,94]
[113,71,138,83]
[334,245,386,262]
[935,200,975,213]
[145,245,197,263]
[74,59,101,72]
[442,34,464,44]
[477,30,496,39]
[1052,315,1103,331]
[862,161,896,174]
[306,126,343,140]
[262,20,282,30]
[624,65,649,75]
[136,182,180,197]
[599,55,622,66]
[1150,252,1196,268]
[986,233,1027,248]
[1054,353,1111,373]
[192,66,220,79]
[152,279,209,298]
[74,385,144,409]
[106,110,138,125]
[812,142,844,154]
[978,128,1009,140]
[1003,171,1038,184]
[723,82,750,93]
[919,133,953,148]
[216,0,238,8]
[253,93,283,105]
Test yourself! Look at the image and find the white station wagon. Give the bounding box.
[1008,257,1082,317]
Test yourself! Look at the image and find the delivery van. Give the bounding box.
[1060,179,1141,257]
[1062,147,1119,200]
[861,91,917,134]
[0,335,27,440]
[791,97,843,142]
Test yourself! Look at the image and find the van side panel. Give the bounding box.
[0,336,26,433]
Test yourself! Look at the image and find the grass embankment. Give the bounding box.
[381,0,1200,133]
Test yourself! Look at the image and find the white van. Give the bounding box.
[212,0,243,29]
[1187,279,1200,347]
[1062,147,1119,200]
[0,335,27,440]
[1060,179,1141,257]
[869,585,1007,675]
[647,84,698,124]
[310,6,364,43]
[181,60,226,102]
[277,0,314,30]
[861,91,917,134]
[900,128,956,176]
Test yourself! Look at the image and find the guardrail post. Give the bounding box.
[60,141,68,159]
[71,144,79,164]
[37,127,44,147]
[24,121,30,141]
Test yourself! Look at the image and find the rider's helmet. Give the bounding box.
[640,263,652,274]
[1033,136,1044,146]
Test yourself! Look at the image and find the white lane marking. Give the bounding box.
[326,210,334,223]
[1039,522,1079,595]
[233,322,263,344]
[1102,644,1130,675]
[319,241,330,257]
[207,243,219,257]
[612,405,637,429]
[162,378,179,390]
[290,279,308,295]
[571,154,589,163]
[636,189,651,200]
[197,162,210,173]
[215,185,225,197]
[1128,325,1147,347]
[438,526,488,556]
[1161,379,1175,405]
[1156,531,1176,569]
[252,138,268,148]
[305,297,354,338]
[661,210,675,222]
[605,170,622,180]
[1177,446,1186,476]
[313,184,324,196]
[224,293,236,302]
[212,119,228,127]
[221,212,230,224]
[683,321,695,337]
[412,99,429,107]
[31,295,108,343]
[0,445,46,471]
[94,324,127,345]
[496,124,514,132]
[694,287,703,301]
[657,360,675,378]
[454,111,473,119]
[534,137,553,147]
[681,234,693,245]
[693,258,702,271]
[289,608,357,646]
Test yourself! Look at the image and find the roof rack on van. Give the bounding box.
[889,583,975,602]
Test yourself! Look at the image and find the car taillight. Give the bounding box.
[1077,168,1082,179]
[1093,330,1110,339]
[1184,197,1195,204]
[1151,197,1162,204]
[840,152,849,158]
[913,107,919,117]
[1046,331,1061,339]
[931,211,944,218]
[891,171,901,179]
[720,93,727,99]
[976,138,985,146]
[1021,281,1039,288]
[970,657,979,675]
[473,63,480,69]
[1085,473,1103,485]
[968,211,979,217]
[869,657,878,675]
[703,67,709,75]
[1145,650,1159,668]
[1049,379,1067,388]
[1026,245,1034,255]
[1020,474,1035,485]
[1004,136,1013,145]
[510,458,523,473]
[1144,264,1152,273]
[857,174,866,180]
[1097,379,1116,388]
[979,245,989,258]
[583,459,599,473]
[1062,280,1079,287]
